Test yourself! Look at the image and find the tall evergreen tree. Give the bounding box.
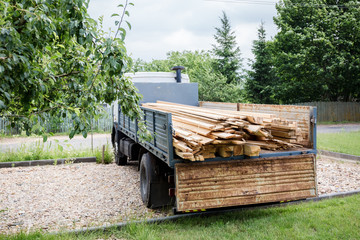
[245,22,276,104]
[212,11,243,84]
[273,0,360,103]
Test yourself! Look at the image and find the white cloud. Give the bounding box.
[88,0,280,64]
[163,29,213,50]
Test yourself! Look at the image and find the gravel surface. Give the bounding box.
[1,156,360,235]
[317,155,360,195]
[0,162,169,234]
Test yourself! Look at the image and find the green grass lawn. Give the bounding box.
[317,130,360,156]
[2,194,360,240]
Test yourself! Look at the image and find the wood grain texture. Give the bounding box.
[175,154,317,211]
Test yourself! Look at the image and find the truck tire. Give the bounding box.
[115,139,127,166]
[140,153,157,208]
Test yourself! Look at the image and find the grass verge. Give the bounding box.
[0,140,113,164]
[317,130,360,156]
[1,194,360,240]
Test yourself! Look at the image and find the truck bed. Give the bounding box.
[117,102,317,168]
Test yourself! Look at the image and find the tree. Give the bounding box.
[273,0,360,103]
[212,11,243,84]
[134,50,244,103]
[0,0,148,139]
[245,22,276,104]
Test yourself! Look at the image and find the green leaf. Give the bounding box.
[74,108,81,116]
[69,130,75,139]
[111,13,119,17]
[4,92,10,100]
[42,135,47,142]
[0,100,5,109]
[125,21,131,30]
[82,131,87,138]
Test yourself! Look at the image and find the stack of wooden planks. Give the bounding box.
[142,101,304,161]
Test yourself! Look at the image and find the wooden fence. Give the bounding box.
[297,102,360,122]
[0,106,114,136]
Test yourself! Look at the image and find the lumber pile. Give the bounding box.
[142,101,304,161]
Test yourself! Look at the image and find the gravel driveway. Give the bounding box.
[0,162,169,235]
[1,156,360,235]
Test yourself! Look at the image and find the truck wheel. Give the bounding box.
[115,139,127,166]
[140,153,157,208]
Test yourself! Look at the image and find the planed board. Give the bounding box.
[175,154,317,211]
[178,189,315,211]
[143,101,308,161]
[199,101,313,147]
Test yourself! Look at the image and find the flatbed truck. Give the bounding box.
[111,68,317,212]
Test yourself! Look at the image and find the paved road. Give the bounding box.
[0,133,111,152]
[1,124,359,153]
[317,124,360,134]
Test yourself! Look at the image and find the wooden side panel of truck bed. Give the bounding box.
[175,154,317,211]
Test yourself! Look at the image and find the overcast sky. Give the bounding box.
[88,0,279,67]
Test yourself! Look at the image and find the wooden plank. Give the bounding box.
[173,126,192,137]
[173,116,216,130]
[179,175,316,192]
[245,140,279,150]
[270,129,296,138]
[179,169,315,186]
[244,144,261,156]
[217,146,234,157]
[244,125,271,138]
[194,134,215,145]
[177,162,314,182]
[173,121,211,136]
[174,149,195,161]
[177,189,315,211]
[178,181,315,201]
[233,145,243,156]
[154,101,239,119]
[173,139,193,152]
[156,101,276,121]
[211,132,239,139]
[177,160,314,181]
